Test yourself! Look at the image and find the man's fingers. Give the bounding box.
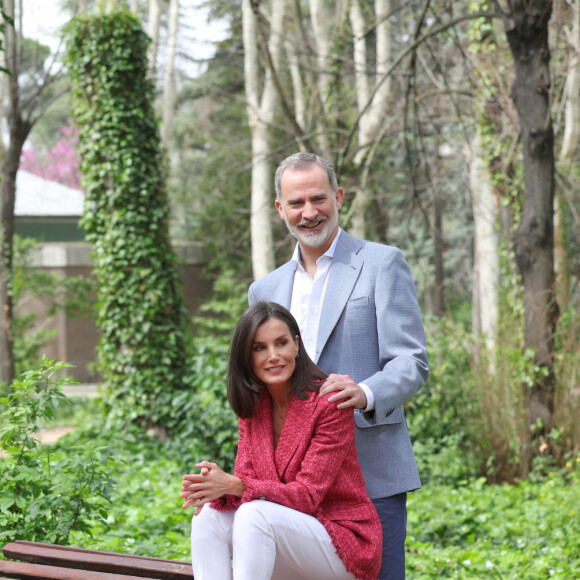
[320,375,353,396]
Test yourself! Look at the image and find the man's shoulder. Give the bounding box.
[340,231,405,261]
[249,261,295,300]
[252,261,294,285]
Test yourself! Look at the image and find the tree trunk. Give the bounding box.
[560,0,580,158]
[0,135,26,386]
[432,148,445,317]
[0,0,63,386]
[160,0,179,148]
[147,0,162,77]
[501,0,558,434]
[0,28,6,163]
[308,0,332,157]
[470,131,500,357]
[555,0,580,308]
[1,0,32,386]
[243,0,286,280]
[349,0,392,239]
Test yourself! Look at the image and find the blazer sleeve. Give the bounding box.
[209,419,257,511]
[360,247,429,425]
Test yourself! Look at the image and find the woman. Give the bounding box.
[181,301,381,580]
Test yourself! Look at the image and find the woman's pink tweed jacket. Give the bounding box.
[211,389,382,580]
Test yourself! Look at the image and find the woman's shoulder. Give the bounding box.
[310,390,355,422]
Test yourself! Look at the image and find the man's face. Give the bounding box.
[275,164,344,251]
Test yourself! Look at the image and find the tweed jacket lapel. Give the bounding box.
[274,393,316,481]
[252,392,316,482]
[316,232,363,363]
[250,394,279,481]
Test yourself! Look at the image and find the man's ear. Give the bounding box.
[275,199,286,220]
[335,187,345,210]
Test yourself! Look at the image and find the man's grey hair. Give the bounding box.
[274,153,339,199]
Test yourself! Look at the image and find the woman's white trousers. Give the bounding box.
[190,500,357,580]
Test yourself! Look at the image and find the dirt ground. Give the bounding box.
[34,426,77,444]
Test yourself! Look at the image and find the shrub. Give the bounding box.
[170,273,248,473]
[408,315,479,485]
[0,358,116,545]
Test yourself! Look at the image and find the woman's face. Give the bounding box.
[251,317,299,392]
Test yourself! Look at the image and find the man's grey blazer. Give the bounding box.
[248,230,429,499]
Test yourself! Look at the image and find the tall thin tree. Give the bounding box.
[0,0,63,386]
[497,0,558,447]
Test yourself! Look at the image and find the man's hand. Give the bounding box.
[319,373,367,410]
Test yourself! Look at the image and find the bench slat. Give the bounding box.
[0,559,160,580]
[2,542,193,580]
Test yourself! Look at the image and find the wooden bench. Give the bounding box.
[0,541,193,579]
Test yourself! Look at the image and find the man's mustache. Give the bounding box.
[298,217,326,228]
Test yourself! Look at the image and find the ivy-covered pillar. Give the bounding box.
[66,10,188,433]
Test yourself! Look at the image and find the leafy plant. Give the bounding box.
[407,467,580,579]
[65,10,189,431]
[408,315,479,485]
[0,358,116,545]
[170,272,248,473]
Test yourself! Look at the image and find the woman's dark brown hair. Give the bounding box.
[227,301,327,418]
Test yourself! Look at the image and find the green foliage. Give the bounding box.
[0,358,116,545]
[551,307,580,462]
[65,10,189,429]
[467,0,495,47]
[171,272,248,472]
[407,468,580,578]
[0,6,11,72]
[62,423,192,559]
[408,315,479,485]
[416,250,580,485]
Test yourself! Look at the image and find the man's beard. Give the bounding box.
[285,210,339,248]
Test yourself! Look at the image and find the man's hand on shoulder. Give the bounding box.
[319,374,367,410]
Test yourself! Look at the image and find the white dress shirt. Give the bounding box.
[290,229,375,411]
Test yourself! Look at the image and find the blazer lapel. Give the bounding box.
[316,233,363,362]
[274,393,315,480]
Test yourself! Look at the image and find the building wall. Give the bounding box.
[15,217,86,242]
[16,242,213,383]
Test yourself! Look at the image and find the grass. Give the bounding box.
[407,471,580,578]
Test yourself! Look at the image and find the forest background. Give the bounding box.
[0,0,579,578]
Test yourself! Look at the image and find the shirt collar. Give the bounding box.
[291,228,342,268]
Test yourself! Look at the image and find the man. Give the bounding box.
[248,152,429,579]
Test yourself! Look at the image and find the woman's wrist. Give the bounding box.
[230,475,246,498]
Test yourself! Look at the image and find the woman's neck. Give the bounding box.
[268,386,292,450]
[266,382,292,408]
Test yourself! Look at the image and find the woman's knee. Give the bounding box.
[233,500,273,538]
[191,505,234,543]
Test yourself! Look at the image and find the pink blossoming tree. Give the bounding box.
[20,124,83,190]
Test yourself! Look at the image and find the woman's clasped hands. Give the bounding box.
[181,461,245,516]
